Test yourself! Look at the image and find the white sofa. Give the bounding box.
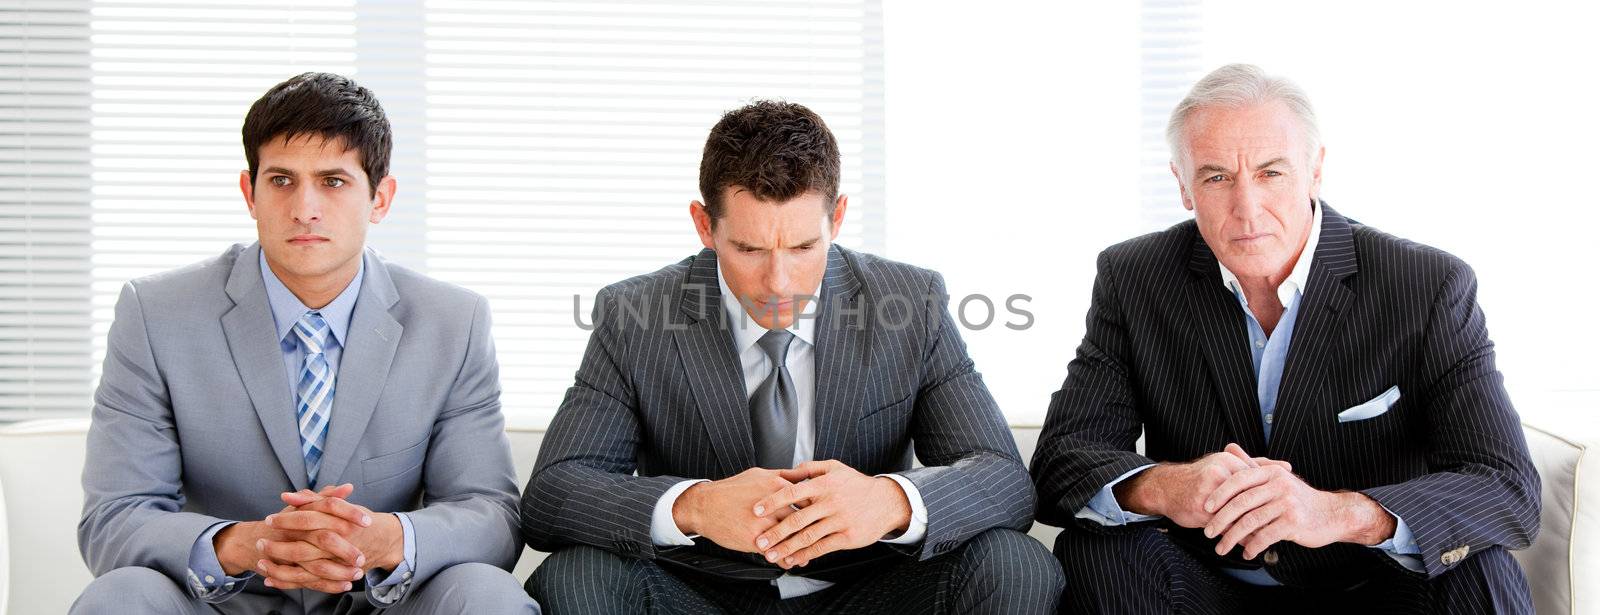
[1,420,1592,614]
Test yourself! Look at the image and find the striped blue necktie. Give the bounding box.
[292,311,335,485]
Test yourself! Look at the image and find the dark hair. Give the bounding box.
[698,100,841,225]
[242,72,392,196]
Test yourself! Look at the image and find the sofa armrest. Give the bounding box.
[1518,420,1596,615]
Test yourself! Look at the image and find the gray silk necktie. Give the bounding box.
[751,329,798,469]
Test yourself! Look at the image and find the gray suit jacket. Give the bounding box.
[78,243,521,613]
[521,246,1033,583]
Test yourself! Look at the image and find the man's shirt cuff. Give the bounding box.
[1076,464,1163,526]
[876,473,929,545]
[367,512,418,605]
[1370,504,1425,572]
[185,521,252,603]
[651,479,710,546]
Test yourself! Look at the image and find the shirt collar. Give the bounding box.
[717,261,820,354]
[260,248,364,349]
[1218,200,1323,309]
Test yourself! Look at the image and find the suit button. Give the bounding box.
[1261,550,1280,566]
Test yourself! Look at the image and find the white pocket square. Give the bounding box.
[1337,385,1401,423]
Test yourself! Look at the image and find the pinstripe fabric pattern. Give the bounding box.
[528,528,1062,614]
[1031,204,1539,603]
[522,245,1035,585]
[1053,526,1530,614]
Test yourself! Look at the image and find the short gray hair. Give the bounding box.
[1166,63,1321,170]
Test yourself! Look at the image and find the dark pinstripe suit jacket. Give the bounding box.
[1031,203,1539,588]
[522,246,1033,582]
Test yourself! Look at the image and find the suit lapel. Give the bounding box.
[1184,237,1269,455]
[1266,204,1359,459]
[674,249,756,475]
[313,250,403,488]
[810,246,868,463]
[221,243,308,491]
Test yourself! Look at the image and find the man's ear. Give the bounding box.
[1171,162,1195,211]
[690,200,716,250]
[827,194,848,239]
[1308,146,1326,200]
[240,170,258,219]
[368,175,397,223]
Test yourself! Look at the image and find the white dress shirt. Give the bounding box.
[648,261,929,599]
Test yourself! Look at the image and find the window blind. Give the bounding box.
[1138,0,1201,230]
[1,0,93,420]
[421,0,885,424]
[2,0,885,424]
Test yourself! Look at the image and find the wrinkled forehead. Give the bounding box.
[1179,101,1311,167]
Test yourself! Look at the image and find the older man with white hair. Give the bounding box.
[1031,64,1539,613]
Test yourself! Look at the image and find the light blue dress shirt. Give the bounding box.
[183,250,417,604]
[1078,204,1422,585]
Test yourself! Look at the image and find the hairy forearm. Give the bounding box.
[1335,491,1397,546]
[1114,463,1170,517]
[877,476,913,533]
[671,482,702,536]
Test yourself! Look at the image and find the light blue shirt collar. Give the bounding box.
[259,248,363,349]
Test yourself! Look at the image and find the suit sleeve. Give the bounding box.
[1030,250,1158,532]
[1359,261,1540,578]
[78,282,231,589]
[402,295,524,590]
[894,272,1035,561]
[519,287,690,558]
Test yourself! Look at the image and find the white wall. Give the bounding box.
[883,1,1144,425]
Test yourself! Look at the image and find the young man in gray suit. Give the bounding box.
[521,101,1063,614]
[72,73,538,614]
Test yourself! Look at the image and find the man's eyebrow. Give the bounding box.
[730,239,764,251]
[1255,157,1290,171]
[315,167,355,177]
[1193,164,1231,179]
[263,166,296,176]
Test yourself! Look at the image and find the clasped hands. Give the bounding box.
[213,483,405,594]
[1116,443,1397,560]
[672,460,913,570]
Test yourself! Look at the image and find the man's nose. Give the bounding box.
[1231,179,1266,220]
[290,187,323,225]
[765,254,792,295]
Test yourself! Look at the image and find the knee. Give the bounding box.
[958,528,1065,600]
[1052,523,1162,569]
[526,545,649,606]
[72,567,188,614]
[426,562,538,612]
